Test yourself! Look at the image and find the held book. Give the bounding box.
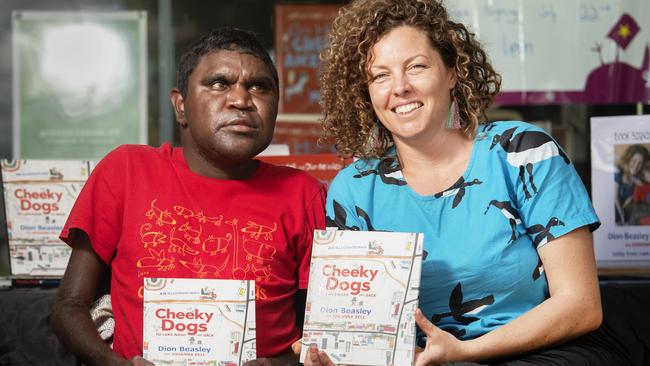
[300,230,424,365]
[143,277,256,365]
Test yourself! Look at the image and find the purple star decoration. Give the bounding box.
[607,13,640,50]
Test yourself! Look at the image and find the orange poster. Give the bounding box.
[275,5,340,114]
[258,154,350,189]
[272,121,336,155]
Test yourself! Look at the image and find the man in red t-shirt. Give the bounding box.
[51,27,326,366]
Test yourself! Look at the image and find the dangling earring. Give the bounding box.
[366,123,382,152]
[446,96,461,129]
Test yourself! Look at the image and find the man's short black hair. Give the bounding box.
[176,27,279,97]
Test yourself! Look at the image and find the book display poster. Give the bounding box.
[1,159,92,277]
[300,230,423,366]
[272,121,337,155]
[12,11,147,159]
[143,278,256,365]
[274,5,339,114]
[591,115,650,268]
[257,154,350,189]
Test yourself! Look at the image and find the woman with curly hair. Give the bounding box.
[302,0,629,365]
[614,144,649,224]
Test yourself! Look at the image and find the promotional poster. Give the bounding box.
[1,159,91,277]
[274,5,339,114]
[591,115,650,268]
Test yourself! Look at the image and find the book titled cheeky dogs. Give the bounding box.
[300,230,423,365]
[143,278,256,365]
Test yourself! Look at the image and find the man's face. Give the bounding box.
[174,49,278,165]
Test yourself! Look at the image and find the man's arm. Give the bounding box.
[51,229,132,366]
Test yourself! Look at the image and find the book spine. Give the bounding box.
[0,166,12,279]
[12,278,61,287]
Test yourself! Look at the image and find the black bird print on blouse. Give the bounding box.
[353,157,407,186]
[326,200,360,230]
[354,206,378,231]
[326,200,379,231]
[430,282,495,326]
[434,177,482,208]
[527,217,565,247]
[527,217,565,280]
[532,256,544,280]
[480,122,497,132]
[440,326,466,338]
[489,127,570,200]
[484,200,522,243]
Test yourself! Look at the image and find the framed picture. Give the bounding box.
[12,11,147,159]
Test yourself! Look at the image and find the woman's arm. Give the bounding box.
[416,226,601,365]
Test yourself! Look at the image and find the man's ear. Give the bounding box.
[170,88,187,128]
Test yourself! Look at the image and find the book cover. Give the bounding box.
[1,159,92,277]
[143,277,256,365]
[300,230,423,365]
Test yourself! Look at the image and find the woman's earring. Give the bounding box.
[446,97,461,130]
[367,123,381,150]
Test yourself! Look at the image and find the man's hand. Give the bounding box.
[124,356,156,366]
[242,357,300,366]
[242,347,301,366]
[414,309,465,366]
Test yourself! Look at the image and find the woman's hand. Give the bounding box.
[122,356,155,366]
[292,340,344,366]
[414,309,465,366]
[305,344,338,366]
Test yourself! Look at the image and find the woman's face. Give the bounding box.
[366,25,456,146]
[628,152,645,175]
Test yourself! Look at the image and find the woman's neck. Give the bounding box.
[395,129,474,195]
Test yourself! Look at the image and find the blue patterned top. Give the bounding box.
[325,120,600,340]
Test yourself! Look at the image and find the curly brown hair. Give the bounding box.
[320,0,501,159]
[618,144,650,170]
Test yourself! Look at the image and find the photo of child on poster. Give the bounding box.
[614,143,650,225]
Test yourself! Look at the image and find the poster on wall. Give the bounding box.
[445,0,650,105]
[12,11,147,159]
[258,154,349,189]
[275,5,339,114]
[1,159,92,277]
[272,121,336,155]
[591,115,650,269]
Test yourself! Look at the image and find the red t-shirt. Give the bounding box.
[60,144,326,359]
[633,183,650,203]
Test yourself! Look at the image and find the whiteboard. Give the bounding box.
[445,0,650,94]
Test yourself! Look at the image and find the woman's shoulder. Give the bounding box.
[337,157,382,177]
[478,120,548,135]
[330,156,394,189]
